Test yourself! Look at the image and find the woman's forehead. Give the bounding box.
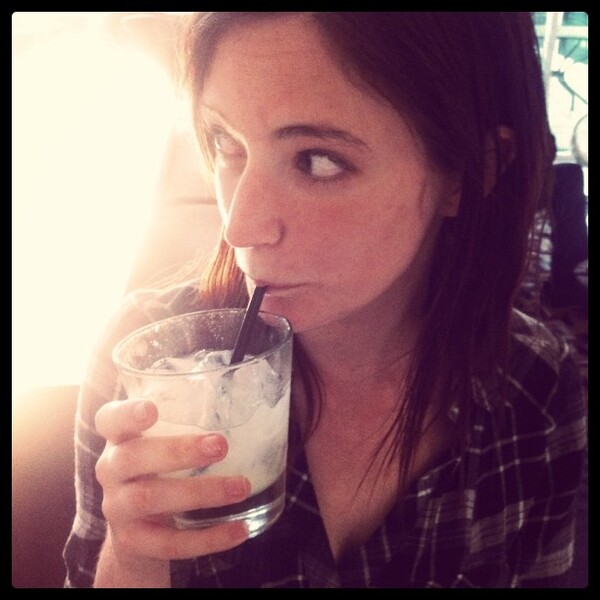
[203,16,337,90]
[199,16,418,147]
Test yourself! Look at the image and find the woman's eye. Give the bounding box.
[208,129,244,159]
[296,150,354,181]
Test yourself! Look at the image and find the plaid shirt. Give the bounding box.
[63,282,587,588]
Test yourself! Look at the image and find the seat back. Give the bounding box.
[12,386,78,588]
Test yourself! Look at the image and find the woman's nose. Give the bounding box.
[221,169,284,249]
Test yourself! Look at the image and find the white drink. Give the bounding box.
[113,309,293,538]
[142,349,290,536]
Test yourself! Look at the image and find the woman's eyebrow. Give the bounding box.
[199,105,232,128]
[275,124,369,149]
[200,105,369,150]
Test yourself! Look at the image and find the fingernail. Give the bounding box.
[224,477,250,498]
[201,434,226,457]
[230,520,249,542]
[133,401,150,421]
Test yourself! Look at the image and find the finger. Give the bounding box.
[102,474,251,522]
[95,399,158,444]
[95,433,228,484]
[113,519,249,561]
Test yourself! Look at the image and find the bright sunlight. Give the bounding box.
[13,13,180,397]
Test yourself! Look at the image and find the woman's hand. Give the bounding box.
[92,398,250,587]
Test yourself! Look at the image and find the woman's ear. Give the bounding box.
[484,125,516,196]
[438,125,516,217]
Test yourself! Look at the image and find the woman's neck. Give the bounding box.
[297,282,422,390]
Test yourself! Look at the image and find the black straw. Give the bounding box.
[229,286,267,365]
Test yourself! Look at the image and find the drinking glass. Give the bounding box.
[112,308,293,538]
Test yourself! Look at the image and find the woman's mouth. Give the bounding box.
[250,279,304,297]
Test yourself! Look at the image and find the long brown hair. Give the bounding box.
[178,12,554,485]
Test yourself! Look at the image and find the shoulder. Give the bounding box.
[117,281,204,334]
[465,308,586,514]
[472,308,585,442]
[100,281,204,355]
[508,307,568,369]
[493,308,586,451]
[505,308,579,405]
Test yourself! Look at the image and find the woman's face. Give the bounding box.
[200,15,459,335]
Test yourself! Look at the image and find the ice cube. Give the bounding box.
[190,349,231,372]
[140,376,211,427]
[231,359,285,408]
[146,350,286,430]
[149,356,197,372]
[205,359,284,428]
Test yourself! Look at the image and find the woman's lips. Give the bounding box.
[251,279,304,296]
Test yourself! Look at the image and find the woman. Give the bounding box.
[64,12,587,588]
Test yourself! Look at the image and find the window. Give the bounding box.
[12,13,181,396]
[534,12,588,165]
